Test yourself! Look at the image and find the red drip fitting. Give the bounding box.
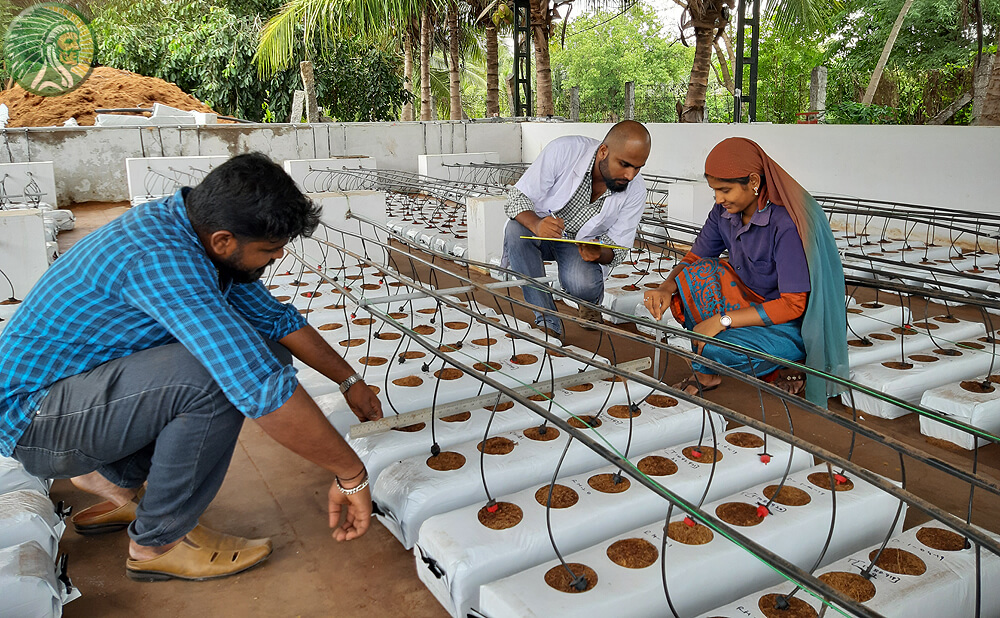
[486,502,499,513]
[691,449,702,459]
[835,473,848,485]
[756,504,770,519]
[683,516,696,527]
[759,454,771,464]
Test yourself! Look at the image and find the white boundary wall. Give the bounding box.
[2,122,997,213]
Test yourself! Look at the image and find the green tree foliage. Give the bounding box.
[90,0,409,122]
[754,22,825,123]
[548,2,693,121]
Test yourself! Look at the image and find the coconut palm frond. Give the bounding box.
[765,0,844,36]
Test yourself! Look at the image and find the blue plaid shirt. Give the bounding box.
[0,189,307,456]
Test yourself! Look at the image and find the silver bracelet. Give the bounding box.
[336,473,369,495]
[339,372,362,394]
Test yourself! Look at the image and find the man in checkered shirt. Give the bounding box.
[503,121,650,338]
[0,154,380,582]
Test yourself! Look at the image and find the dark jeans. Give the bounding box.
[13,340,292,547]
[503,219,605,334]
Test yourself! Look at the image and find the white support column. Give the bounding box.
[0,209,50,299]
[466,195,508,272]
[298,191,388,269]
[417,152,499,181]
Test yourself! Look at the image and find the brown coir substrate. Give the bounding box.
[716,502,765,526]
[377,332,402,340]
[352,318,376,326]
[440,411,472,423]
[474,361,502,372]
[478,437,516,455]
[606,538,658,569]
[360,356,388,366]
[916,526,968,551]
[426,451,466,471]
[569,415,602,429]
[544,563,598,593]
[471,337,498,346]
[339,338,367,347]
[565,383,594,392]
[645,394,678,408]
[510,353,539,365]
[607,404,640,419]
[444,321,469,330]
[393,376,424,387]
[523,426,559,441]
[399,351,426,360]
[413,325,436,335]
[683,446,722,463]
[868,548,927,575]
[817,571,876,602]
[318,323,343,331]
[881,361,914,370]
[961,380,996,394]
[666,520,713,545]
[808,472,855,491]
[477,502,523,530]
[483,401,514,412]
[535,484,579,508]
[757,593,818,618]
[725,432,765,449]
[391,422,425,433]
[433,368,464,380]
[762,485,812,506]
[587,473,630,494]
[527,392,554,401]
[637,455,677,477]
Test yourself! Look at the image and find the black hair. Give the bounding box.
[705,172,766,186]
[185,152,321,241]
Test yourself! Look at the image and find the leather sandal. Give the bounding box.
[186,524,271,551]
[774,369,806,396]
[72,487,145,536]
[126,533,273,582]
[673,375,719,396]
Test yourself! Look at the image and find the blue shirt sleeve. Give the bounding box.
[120,251,299,419]
[690,204,727,259]
[774,215,811,294]
[228,281,308,341]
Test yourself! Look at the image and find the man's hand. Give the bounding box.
[534,215,565,239]
[577,242,603,262]
[345,382,382,422]
[692,314,726,353]
[328,480,372,541]
[643,280,677,320]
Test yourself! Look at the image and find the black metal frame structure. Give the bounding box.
[512,0,533,117]
[733,0,761,122]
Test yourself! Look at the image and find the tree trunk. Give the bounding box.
[862,0,914,106]
[680,26,715,123]
[971,52,995,125]
[448,1,462,120]
[530,0,553,116]
[300,60,319,123]
[485,24,500,117]
[420,5,432,121]
[402,28,415,121]
[981,47,1000,126]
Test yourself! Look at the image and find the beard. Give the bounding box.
[217,248,273,284]
[599,157,630,193]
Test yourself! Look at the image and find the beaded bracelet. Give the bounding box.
[336,473,369,495]
[337,466,366,482]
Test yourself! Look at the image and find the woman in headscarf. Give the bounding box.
[644,137,847,405]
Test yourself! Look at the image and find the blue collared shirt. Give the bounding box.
[690,202,810,301]
[0,189,306,456]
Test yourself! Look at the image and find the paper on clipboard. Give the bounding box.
[519,236,629,251]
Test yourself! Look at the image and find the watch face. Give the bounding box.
[720,314,732,327]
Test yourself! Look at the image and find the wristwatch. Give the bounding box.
[339,372,363,394]
[719,313,733,329]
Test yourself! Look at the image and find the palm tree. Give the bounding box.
[447,0,462,119]
[470,0,511,117]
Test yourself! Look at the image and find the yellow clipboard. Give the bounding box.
[519,236,629,251]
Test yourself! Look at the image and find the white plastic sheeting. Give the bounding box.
[374,399,725,548]
[478,465,903,618]
[0,541,78,618]
[844,342,998,419]
[0,490,65,559]
[0,458,50,496]
[415,428,813,618]
[701,524,1000,618]
[920,380,1000,450]
[846,317,986,368]
[844,302,911,338]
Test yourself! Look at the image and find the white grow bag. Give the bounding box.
[0,458,50,496]
[701,524,1000,618]
[478,464,903,618]
[846,317,986,368]
[373,399,725,548]
[350,368,630,485]
[843,344,998,419]
[919,379,1000,450]
[844,302,911,338]
[415,427,813,618]
[0,541,78,618]
[0,490,65,559]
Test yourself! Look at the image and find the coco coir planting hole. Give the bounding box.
[527,392,554,402]
[478,502,523,530]
[377,332,402,340]
[534,484,579,508]
[588,473,630,494]
[565,383,594,392]
[412,325,436,335]
[392,423,425,433]
[388,312,407,319]
[359,356,388,366]
[607,404,640,419]
[666,521,713,545]
[762,485,812,506]
[916,526,968,551]
[440,411,471,423]
[433,368,463,380]
[399,351,426,360]
[757,593,818,618]
[484,401,514,412]
[444,321,469,330]
[544,563,598,593]
[683,446,722,463]
[867,548,926,575]
[808,472,854,491]
[606,538,658,569]
[569,415,602,429]
[645,395,678,408]
[523,426,559,441]
[471,337,498,346]
[339,338,366,347]
[817,571,876,602]
[725,432,765,449]
[392,376,423,387]
[869,333,895,341]
[716,502,765,527]
[637,456,677,476]
[352,318,376,326]
[474,361,502,372]
[317,323,343,331]
[510,353,538,365]
[478,437,516,455]
[426,452,466,471]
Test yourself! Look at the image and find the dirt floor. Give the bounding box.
[51,202,999,617]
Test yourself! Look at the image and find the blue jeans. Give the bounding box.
[504,220,604,334]
[13,340,292,547]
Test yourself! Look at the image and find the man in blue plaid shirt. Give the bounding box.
[0,153,381,582]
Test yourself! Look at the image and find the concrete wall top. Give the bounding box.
[519,122,1000,214]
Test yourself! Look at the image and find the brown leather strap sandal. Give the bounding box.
[71,487,145,536]
[186,524,271,551]
[125,532,273,582]
[672,375,719,396]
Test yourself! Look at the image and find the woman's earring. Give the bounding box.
[753,186,759,195]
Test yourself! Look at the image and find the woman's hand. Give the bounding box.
[643,280,677,320]
[691,314,726,353]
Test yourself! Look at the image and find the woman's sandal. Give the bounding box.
[774,369,806,396]
[672,375,720,396]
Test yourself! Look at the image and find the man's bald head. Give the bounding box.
[602,120,651,153]
[594,120,650,193]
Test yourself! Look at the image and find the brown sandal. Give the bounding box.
[774,370,806,396]
[672,375,719,396]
